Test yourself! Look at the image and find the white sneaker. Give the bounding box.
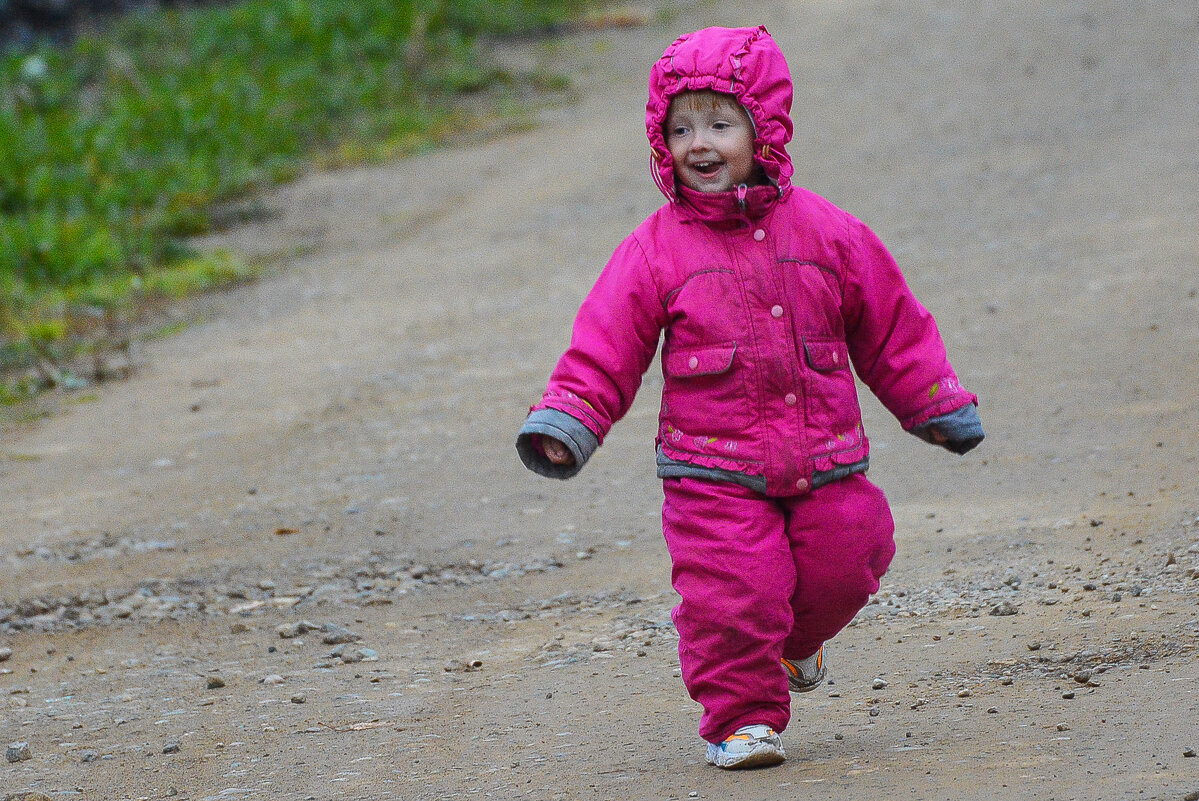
[705,724,786,769]
[782,643,826,693]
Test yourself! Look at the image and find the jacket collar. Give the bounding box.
[675,183,786,228]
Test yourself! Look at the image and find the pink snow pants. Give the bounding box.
[661,473,896,743]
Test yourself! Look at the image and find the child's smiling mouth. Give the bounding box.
[692,161,723,176]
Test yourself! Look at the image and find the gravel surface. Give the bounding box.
[2,0,1198,799]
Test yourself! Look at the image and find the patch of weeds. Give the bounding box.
[140,251,254,299]
[528,67,572,92]
[0,451,44,462]
[0,375,39,406]
[145,320,190,341]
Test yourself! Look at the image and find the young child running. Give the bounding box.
[516,25,983,769]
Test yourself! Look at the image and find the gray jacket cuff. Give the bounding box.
[911,404,985,455]
[516,408,600,479]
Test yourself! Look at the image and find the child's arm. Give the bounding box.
[516,234,665,478]
[841,217,984,454]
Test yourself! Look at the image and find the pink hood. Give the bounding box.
[646,26,795,202]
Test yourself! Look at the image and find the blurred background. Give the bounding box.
[0,0,610,403]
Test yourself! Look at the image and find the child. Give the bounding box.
[516,25,983,769]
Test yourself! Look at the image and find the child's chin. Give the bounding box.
[683,178,731,193]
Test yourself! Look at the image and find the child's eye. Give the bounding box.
[712,121,731,131]
[670,126,689,137]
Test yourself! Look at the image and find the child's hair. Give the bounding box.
[668,89,744,115]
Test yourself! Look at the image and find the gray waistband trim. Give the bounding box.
[655,447,868,494]
[810,457,870,489]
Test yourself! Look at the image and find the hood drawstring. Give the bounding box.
[736,183,748,212]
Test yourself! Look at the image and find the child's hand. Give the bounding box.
[913,407,984,455]
[540,435,576,466]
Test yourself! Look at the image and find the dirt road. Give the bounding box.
[3,1,1198,799]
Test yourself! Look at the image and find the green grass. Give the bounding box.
[0,0,588,383]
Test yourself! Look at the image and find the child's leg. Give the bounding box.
[781,474,896,661]
[661,477,793,743]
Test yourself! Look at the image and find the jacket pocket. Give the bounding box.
[803,339,850,372]
[663,342,737,377]
[660,341,751,440]
[802,336,860,434]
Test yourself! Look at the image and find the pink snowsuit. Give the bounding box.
[517,26,982,743]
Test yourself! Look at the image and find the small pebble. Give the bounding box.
[1027,641,1042,651]
[321,624,361,645]
[1000,676,1014,686]
[957,689,972,698]
[1057,723,1070,732]
[334,646,378,664]
[277,621,319,639]
[6,741,33,762]
[262,674,286,685]
[1183,748,1196,758]
[0,647,12,662]
[207,675,226,690]
[80,749,98,763]
[987,707,998,714]
[1073,670,1092,684]
[291,693,307,705]
[872,678,888,690]
[834,733,843,740]
[1184,792,1199,801]
[1062,690,1075,700]
[989,601,1018,617]
[162,741,181,754]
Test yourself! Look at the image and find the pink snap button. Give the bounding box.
[784,393,797,406]
[753,229,766,241]
[771,305,784,318]
[795,478,809,491]
[688,356,699,369]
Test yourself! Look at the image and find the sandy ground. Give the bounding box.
[2,1,1198,799]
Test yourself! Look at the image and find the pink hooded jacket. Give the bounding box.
[518,26,981,497]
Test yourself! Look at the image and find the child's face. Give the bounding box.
[665,92,757,193]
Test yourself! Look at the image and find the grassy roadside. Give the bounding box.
[0,0,597,403]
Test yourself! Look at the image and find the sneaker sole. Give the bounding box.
[787,667,826,694]
[706,743,786,769]
[783,651,827,694]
